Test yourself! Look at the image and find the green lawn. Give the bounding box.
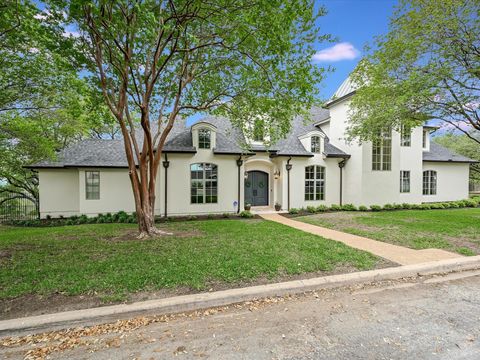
[296,208,480,256]
[0,219,381,302]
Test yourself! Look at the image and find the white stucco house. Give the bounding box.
[28,78,476,218]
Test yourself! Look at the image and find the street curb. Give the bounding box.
[2,255,480,336]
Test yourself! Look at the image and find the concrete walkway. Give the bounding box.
[260,213,463,265]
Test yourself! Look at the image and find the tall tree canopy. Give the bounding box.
[347,0,480,144]
[54,0,330,237]
[0,1,117,210]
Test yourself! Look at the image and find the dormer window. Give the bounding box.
[311,136,321,153]
[253,120,264,142]
[198,129,211,149]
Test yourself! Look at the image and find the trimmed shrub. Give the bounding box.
[464,199,477,208]
[222,213,230,218]
[430,203,444,209]
[393,203,403,210]
[383,203,394,211]
[316,205,329,212]
[78,215,88,224]
[187,215,198,221]
[306,206,317,213]
[239,210,253,218]
[401,203,412,209]
[341,203,357,211]
[420,204,432,210]
[289,208,299,215]
[370,205,382,211]
[358,205,368,211]
[330,204,341,211]
[207,214,215,219]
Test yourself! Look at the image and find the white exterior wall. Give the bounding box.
[159,150,242,216]
[78,168,136,216]
[39,169,80,218]
[422,162,470,202]
[37,98,472,217]
[325,98,471,206]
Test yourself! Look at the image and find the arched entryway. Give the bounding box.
[245,171,269,206]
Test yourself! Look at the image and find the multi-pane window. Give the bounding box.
[311,136,321,153]
[372,129,392,171]
[191,163,218,203]
[305,165,326,201]
[400,171,410,193]
[253,120,264,142]
[198,129,211,149]
[85,171,100,200]
[423,170,437,195]
[400,125,411,147]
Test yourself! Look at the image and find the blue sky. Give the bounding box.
[36,0,399,123]
[314,0,397,99]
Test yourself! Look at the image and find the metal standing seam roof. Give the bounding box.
[27,107,350,168]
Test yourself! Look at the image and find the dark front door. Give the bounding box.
[245,171,269,206]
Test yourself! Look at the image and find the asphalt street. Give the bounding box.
[2,271,480,359]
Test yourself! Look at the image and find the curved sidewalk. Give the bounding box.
[260,214,463,265]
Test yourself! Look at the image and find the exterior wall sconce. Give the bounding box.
[274,169,280,179]
[244,171,249,180]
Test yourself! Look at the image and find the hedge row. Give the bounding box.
[289,197,480,215]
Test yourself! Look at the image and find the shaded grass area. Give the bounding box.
[296,209,480,255]
[0,219,381,301]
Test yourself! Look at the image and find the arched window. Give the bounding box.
[305,165,325,200]
[311,136,321,153]
[198,129,211,149]
[191,163,218,203]
[423,170,437,195]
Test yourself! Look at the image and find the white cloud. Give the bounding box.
[312,42,360,62]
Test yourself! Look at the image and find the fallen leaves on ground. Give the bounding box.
[1,295,298,360]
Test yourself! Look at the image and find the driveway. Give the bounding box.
[3,270,480,359]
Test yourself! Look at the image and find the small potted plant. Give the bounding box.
[275,202,282,211]
[244,203,251,211]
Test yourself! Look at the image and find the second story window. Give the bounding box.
[253,120,264,142]
[422,130,428,149]
[311,136,321,153]
[372,129,392,171]
[400,125,411,147]
[198,129,211,149]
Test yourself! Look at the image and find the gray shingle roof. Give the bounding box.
[28,107,350,168]
[274,107,348,157]
[423,142,477,163]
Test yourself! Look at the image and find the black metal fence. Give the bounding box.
[0,193,39,223]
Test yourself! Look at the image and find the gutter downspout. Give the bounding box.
[236,156,243,213]
[163,153,170,218]
[338,159,347,206]
[286,157,292,211]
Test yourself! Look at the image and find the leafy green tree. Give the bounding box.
[0,1,118,212]
[347,0,479,144]
[56,0,330,237]
[434,132,480,183]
